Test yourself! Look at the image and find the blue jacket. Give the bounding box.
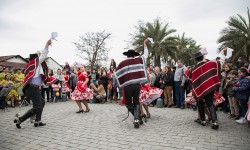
[234,76,250,100]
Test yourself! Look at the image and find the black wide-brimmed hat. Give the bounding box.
[190,51,204,60]
[123,49,140,57]
[29,54,38,60]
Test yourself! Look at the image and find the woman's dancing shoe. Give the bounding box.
[146,113,151,118]
[76,110,84,113]
[84,109,90,113]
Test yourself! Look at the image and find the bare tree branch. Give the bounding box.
[74,31,112,70]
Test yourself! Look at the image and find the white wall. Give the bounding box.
[46,58,63,73]
[6,57,27,63]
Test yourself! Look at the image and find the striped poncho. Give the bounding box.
[190,61,221,101]
[114,57,149,88]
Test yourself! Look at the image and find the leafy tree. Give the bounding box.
[218,8,250,61]
[74,31,111,70]
[131,18,176,68]
[175,33,200,66]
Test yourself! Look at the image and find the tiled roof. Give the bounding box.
[0,55,28,63]
[0,62,27,67]
[0,55,16,62]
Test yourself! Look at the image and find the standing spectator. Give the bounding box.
[90,69,100,86]
[62,70,70,99]
[70,71,78,92]
[48,69,54,102]
[41,81,50,102]
[53,69,65,101]
[108,66,115,102]
[174,60,186,109]
[110,59,116,69]
[234,67,250,124]
[219,63,232,113]
[225,70,240,119]
[148,68,156,87]
[63,62,71,75]
[100,71,109,101]
[162,66,174,107]
[149,66,162,107]
[172,67,177,106]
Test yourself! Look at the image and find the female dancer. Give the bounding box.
[140,68,163,118]
[71,64,93,113]
[62,70,70,99]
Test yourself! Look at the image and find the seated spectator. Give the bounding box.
[2,74,19,107]
[90,80,106,104]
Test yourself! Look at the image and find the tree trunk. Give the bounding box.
[247,45,250,62]
[147,57,150,67]
[154,55,161,68]
[91,51,98,70]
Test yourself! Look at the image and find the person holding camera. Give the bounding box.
[90,80,106,104]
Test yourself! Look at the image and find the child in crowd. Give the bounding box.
[234,67,250,124]
[225,70,240,119]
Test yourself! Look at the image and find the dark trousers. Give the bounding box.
[222,93,229,112]
[124,84,140,120]
[197,90,217,122]
[52,88,62,102]
[0,96,5,109]
[103,83,108,101]
[239,98,248,118]
[174,82,185,107]
[41,88,50,101]
[19,85,45,122]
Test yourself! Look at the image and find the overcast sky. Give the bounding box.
[0,0,249,67]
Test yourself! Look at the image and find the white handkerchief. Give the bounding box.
[147,37,154,44]
[51,32,58,41]
[73,61,83,67]
[200,47,208,55]
[226,48,233,59]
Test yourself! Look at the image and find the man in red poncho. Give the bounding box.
[114,39,149,128]
[14,39,52,129]
[189,50,225,130]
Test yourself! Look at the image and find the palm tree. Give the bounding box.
[131,18,177,68]
[175,33,201,66]
[218,8,250,61]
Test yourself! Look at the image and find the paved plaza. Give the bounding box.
[0,101,250,150]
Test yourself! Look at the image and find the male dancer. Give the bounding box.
[14,39,52,128]
[190,49,225,129]
[114,39,149,128]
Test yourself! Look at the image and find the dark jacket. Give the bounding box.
[234,76,250,100]
[154,72,162,88]
[162,72,174,86]
[225,78,238,97]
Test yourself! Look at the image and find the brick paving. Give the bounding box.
[0,101,250,150]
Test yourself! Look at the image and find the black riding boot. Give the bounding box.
[126,104,134,116]
[208,105,219,129]
[197,100,206,126]
[133,105,140,128]
[14,108,38,129]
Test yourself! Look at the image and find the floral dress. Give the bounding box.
[139,84,163,105]
[62,75,70,93]
[2,80,18,101]
[13,73,24,96]
[71,72,93,100]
